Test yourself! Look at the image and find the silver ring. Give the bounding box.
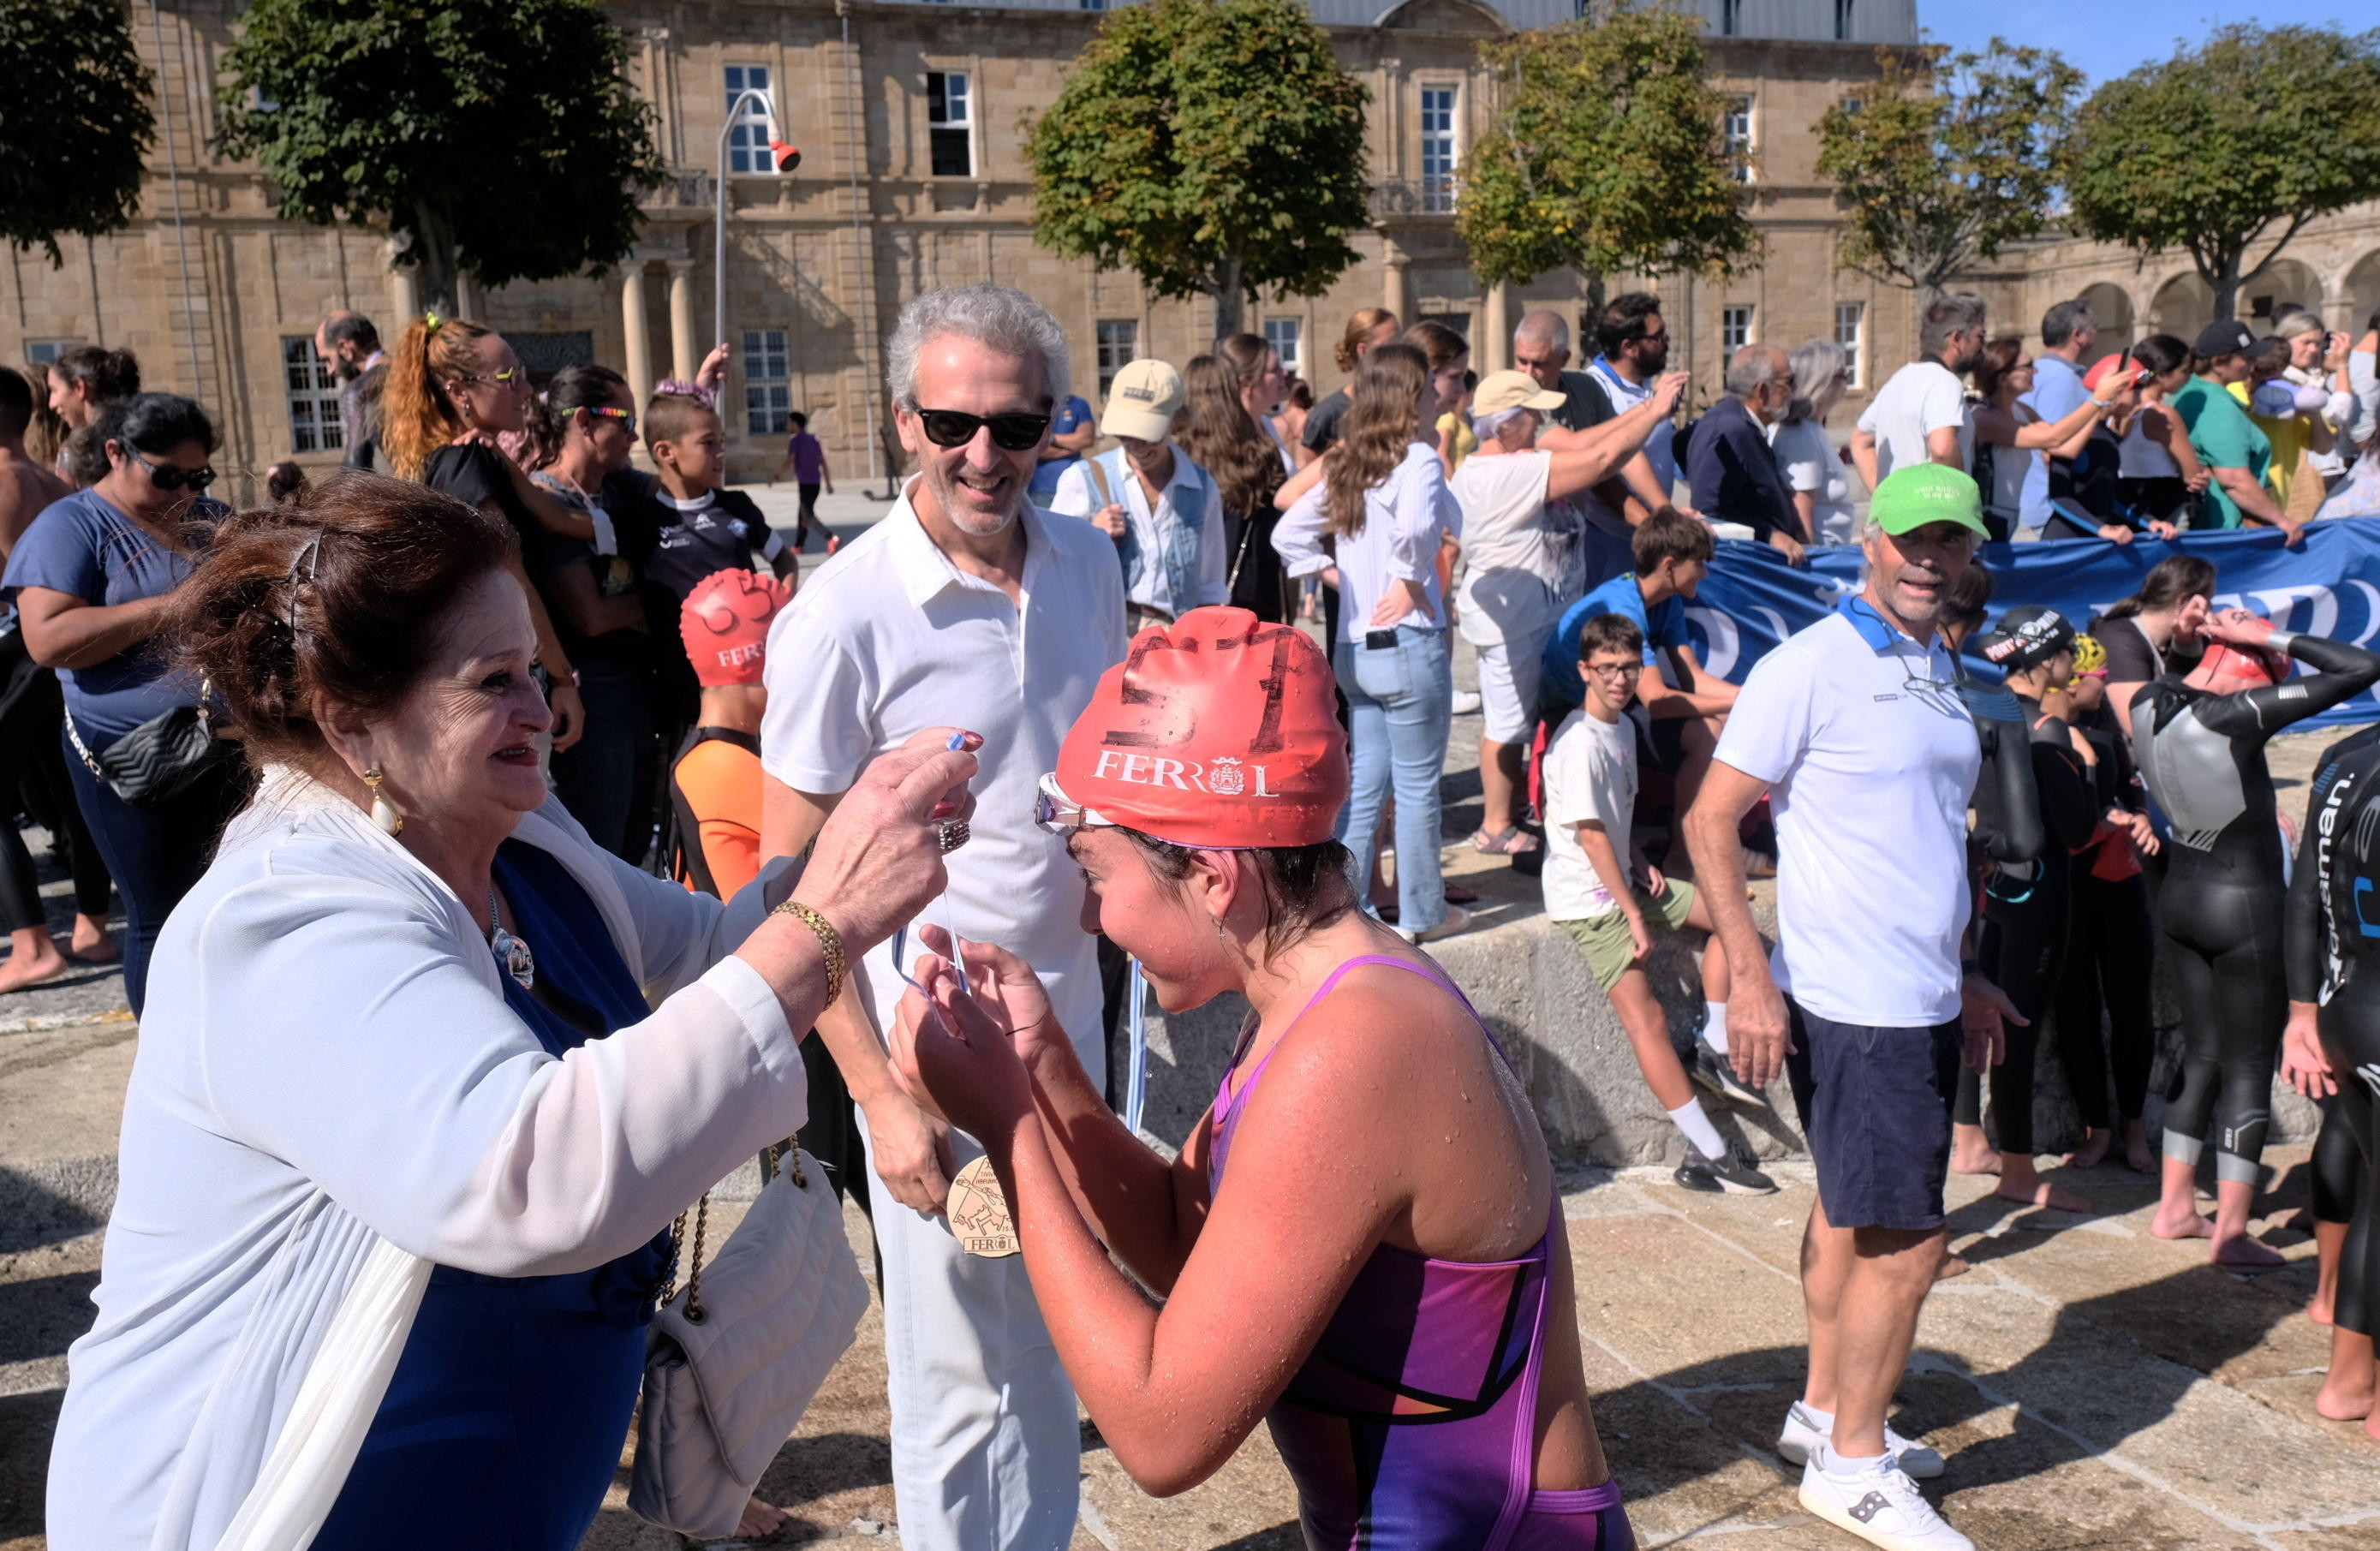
[936,820,970,854]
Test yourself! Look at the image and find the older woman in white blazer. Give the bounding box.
[45,474,976,1551]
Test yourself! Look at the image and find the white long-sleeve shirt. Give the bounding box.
[47,773,802,1551]
[1273,442,1463,642]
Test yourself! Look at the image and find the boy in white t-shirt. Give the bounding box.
[1543,611,1775,1193]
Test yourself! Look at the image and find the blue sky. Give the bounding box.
[1920,2,2370,85]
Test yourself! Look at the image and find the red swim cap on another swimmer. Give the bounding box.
[2198,641,2288,687]
[1053,606,1349,848]
[680,569,791,687]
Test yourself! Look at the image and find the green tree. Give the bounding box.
[216,0,665,313]
[0,0,154,264]
[1813,40,2082,296]
[1025,0,1370,340]
[1458,2,1758,293]
[2062,23,2380,321]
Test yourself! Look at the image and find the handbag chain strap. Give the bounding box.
[660,1142,809,1326]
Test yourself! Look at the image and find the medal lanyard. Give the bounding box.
[1124,958,1149,1134]
[892,732,973,999]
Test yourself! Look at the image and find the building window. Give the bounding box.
[725,65,775,176]
[1720,0,1741,34]
[1840,97,1864,116]
[1419,86,1458,214]
[1834,0,1853,39]
[1264,318,1303,379]
[1834,301,1865,389]
[743,329,791,435]
[25,340,76,366]
[283,337,344,454]
[1721,306,1752,355]
[928,72,974,179]
[1080,0,1106,9]
[1725,96,1754,183]
[1095,319,1138,398]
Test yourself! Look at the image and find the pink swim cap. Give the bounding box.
[680,569,790,687]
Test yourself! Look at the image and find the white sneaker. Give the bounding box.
[1798,1450,1971,1551]
[1451,689,1483,715]
[1396,904,1470,944]
[1776,1400,1945,1478]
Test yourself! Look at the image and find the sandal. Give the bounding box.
[1443,882,1479,905]
[1472,826,1541,856]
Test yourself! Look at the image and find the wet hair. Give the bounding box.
[2131,333,2192,379]
[1597,292,1664,359]
[1578,610,1644,662]
[1334,308,1399,373]
[1176,352,1284,523]
[1971,337,2027,402]
[1324,342,1429,540]
[2100,555,2216,622]
[170,472,517,771]
[378,313,496,480]
[51,346,140,404]
[1632,505,1713,570]
[644,391,719,453]
[1120,832,1356,959]
[1942,558,1995,632]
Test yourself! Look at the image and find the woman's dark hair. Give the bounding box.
[526,363,629,471]
[1942,558,1995,633]
[1121,832,1356,957]
[90,392,218,465]
[2101,554,2216,622]
[2131,333,2191,379]
[171,472,517,770]
[1177,353,1285,522]
[1971,337,2026,402]
[1287,378,1313,410]
[51,346,140,403]
[1400,320,1469,377]
[265,462,309,504]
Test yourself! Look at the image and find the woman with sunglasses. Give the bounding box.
[1,393,246,1014]
[892,606,1634,1548]
[380,313,591,754]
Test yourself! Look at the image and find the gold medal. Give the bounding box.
[946,1154,1019,1258]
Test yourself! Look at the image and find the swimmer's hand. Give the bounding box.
[2281,1003,2335,1099]
[890,938,1041,1145]
[1959,973,2024,1073]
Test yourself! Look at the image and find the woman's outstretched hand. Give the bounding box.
[889,945,1039,1146]
[794,727,979,954]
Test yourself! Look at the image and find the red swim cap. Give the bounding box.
[2198,641,2287,687]
[1053,606,1348,848]
[681,569,791,687]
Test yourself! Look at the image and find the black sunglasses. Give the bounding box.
[128,448,217,493]
[914,408,1051,451]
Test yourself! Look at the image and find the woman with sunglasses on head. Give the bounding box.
[379,313,592,755]
[0,393,245,1014]
[892,607,1634,1548]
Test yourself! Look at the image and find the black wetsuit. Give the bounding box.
[2053,704,2158,1130]
[2132,633,2380,1183]
[2285,725,2380,1335]
[1956,694,2097,1155]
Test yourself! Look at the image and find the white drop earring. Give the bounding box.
[364,766,404,836]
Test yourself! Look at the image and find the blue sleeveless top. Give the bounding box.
[318,839,674,1549]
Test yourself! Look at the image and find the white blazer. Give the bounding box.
[45,768,805,1551]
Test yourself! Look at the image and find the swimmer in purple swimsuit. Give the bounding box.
[892,606,1634,1549]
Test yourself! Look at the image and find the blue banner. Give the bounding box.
[1685,524,2380,732]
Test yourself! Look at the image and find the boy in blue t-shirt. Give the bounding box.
[1029,394,1095,499]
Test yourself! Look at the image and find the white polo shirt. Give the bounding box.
[1857,360,1974,486]
[760,485,1128,1056]
[1714,607,1980,1027]
[1048,444,1228,617]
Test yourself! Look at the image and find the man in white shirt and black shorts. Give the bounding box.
[1683,462,2021,1551]
[760,283,1128,1550]
[1852,295,1987,492]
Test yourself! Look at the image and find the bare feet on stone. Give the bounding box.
[2209,1230,2288,1268]
[1996,1172,2092,1214]
[2315,1373,2373,1421]
[2066,1128,2113,1170]
[2124,1130,2157,1175]
[0,941,72,993]
[67,917,119,963]
[736,1496,790,1539]
[1936,1256,1973,1280]
[2150,1206,2216,1242]
[1950,1125,2001,1177]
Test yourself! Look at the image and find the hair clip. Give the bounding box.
[285,530,324,630]
[423,311,444,334]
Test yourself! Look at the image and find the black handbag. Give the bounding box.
[63,690,229,808]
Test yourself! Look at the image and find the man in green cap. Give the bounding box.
[1680,462,2019,1551]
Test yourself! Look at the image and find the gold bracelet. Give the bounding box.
[771,900,844,1009]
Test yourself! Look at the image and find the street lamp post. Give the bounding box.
[714,87,773,417]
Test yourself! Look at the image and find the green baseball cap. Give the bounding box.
[1870,462,1989,539]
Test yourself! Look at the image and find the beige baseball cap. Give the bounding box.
[1100,358,1184,443]
[1470,369,1569,418]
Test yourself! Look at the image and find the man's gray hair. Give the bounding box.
[1513,309,1571,355]
[2040,299,2097,349]
[1784,339,1846,424]
[1724,343,1786,398]
[1920,293,1988,356]
[886,283,1071,410]
[1472,405,1530,441]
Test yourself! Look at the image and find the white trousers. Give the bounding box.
[857,1003,1106,1551]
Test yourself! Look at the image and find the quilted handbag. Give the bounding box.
[629,1144,871,1537]
[64,695,230,808]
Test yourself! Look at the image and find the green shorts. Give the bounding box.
[1558,879,1698,993]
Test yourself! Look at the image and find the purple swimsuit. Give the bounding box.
[1208,953,1635,1551]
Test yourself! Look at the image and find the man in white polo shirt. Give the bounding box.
[1048,355,1228,633]
[759,283,1127,1550]
[1852,293,1987,493]
[1683,462,2018,1551]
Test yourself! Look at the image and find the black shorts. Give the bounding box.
[1785,1000,1962,1232]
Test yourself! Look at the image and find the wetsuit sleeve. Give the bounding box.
[2193,634,2380,738]
[2027,718,2098,851]
[1969,719,2046,863]
[2284,744,2344,1005]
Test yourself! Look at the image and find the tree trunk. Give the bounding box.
[2208,249,2241,323]
[1208,254,1247,342]
[409,200,462,318]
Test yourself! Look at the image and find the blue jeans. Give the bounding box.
[1336,626,1452,934]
